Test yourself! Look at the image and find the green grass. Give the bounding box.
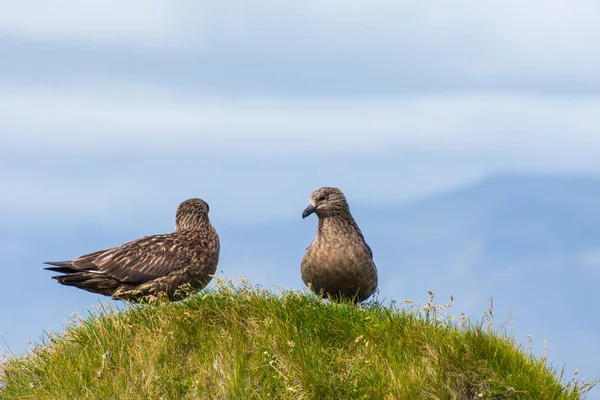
[0,280,596,399]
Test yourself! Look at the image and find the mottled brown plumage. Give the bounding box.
[44,198,220,302]
[300,187,378,303]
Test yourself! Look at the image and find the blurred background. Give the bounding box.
[1,0,599,394]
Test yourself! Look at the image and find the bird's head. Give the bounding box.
[302,187,349,219]
[176,198,210,230]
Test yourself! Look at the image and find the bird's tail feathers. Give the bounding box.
[43,261,76,274]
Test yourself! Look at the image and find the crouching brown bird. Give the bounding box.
[300,187,378,303]
[44,198,220,302]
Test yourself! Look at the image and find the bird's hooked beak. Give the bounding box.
[302,204,317,219]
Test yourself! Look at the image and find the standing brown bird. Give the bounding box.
[300,187,378,303]
[44,198,220,302]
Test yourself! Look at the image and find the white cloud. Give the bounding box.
[2,0,600,83]
[1,83,598,224]
[0,0,180,45]
[2,84,600,168]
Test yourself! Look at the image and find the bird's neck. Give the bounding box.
[317,211,364,240]
[176,219,211,232]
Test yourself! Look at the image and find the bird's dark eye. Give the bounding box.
[317,195,327,201]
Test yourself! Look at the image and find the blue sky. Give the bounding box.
[1,0,600,392]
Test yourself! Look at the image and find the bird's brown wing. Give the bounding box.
[71,234,202,284]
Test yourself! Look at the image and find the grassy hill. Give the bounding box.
[0,282,596,399]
